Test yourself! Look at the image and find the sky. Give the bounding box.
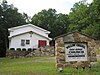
[2,0,93,17]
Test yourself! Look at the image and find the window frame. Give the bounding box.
[21,39,25,46]
[26,40,30,45]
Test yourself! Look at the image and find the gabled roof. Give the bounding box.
[8,24,51,40]
[8,24,50,34]
[9,31,52,40]
[55,31,97,40]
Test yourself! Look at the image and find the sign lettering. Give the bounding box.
[65,43,88,62]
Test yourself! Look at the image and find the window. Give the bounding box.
[21,39,30,46]
[21,40,25,46]
[26,40,30,45]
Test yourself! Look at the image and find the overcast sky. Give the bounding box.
[2,0,93,17]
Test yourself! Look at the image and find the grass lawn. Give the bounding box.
[0,57,100,75]
[96,49,100,54]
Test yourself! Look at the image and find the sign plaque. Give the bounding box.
[65,43,88,62]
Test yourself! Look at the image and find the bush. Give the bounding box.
[22,48,26,51]
[16,48,21,51]
[9,48,15,51]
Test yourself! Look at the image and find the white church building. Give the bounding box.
[8,24,51,50]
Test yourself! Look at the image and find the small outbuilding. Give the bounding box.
[8,24,51,50]
[55,31,97,69]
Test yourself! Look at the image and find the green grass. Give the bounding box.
[0,57,100,75]
[96,49,100,54]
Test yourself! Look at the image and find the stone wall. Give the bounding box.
[6,46,54,58]
[55,32,98,69]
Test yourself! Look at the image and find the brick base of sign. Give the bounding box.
[55,32,98,68]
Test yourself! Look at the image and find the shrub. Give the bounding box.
[16,48,21,51]
[22,48,26,51]
[9,48,15,51]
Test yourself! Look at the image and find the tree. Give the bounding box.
[50,13,69,38]
[82,0,100,39]
[31,8,57,30]
[68,0,89,32]
[31,8,69,38]
[0,0,27,57]
[68,0,100,39]
[23,13,31,23]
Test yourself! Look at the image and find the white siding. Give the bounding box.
[9,32,50,50]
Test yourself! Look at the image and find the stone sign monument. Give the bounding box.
[55,31,97,71]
